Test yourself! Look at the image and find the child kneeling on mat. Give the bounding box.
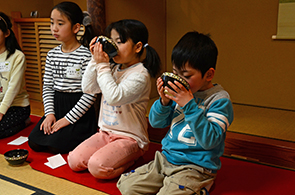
[117,31,234,195]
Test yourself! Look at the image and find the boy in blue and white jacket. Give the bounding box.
[117,31,234,195]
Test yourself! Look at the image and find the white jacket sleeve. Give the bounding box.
[82,58,102,94]
[96,62,148,106]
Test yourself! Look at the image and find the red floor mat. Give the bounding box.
[1,115,295,194]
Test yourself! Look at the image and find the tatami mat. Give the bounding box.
[1,178,36,195]
[0,154,108,195]
[229,104,295,142]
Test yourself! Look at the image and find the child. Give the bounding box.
[28,2,97,154]
[0,12,30,139]
[117,31,234,195]
[67,19,161,179]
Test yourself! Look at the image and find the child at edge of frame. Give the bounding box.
[0,12,31,139]
[117,31,234,195]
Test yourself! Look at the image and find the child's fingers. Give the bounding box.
[168,80,186,93]
[89,36,97,47]
[40,121,44,130]
[156,77,163,88]
[175,81,188,92]
[167,81,179,93]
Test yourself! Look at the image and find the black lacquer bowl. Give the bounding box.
[96,35,118,58]
[161,72,190,95]
[4,149,28,165]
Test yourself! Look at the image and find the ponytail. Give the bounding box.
[105,19,161,78]
[142,45,161,78]
[79,11,94,48]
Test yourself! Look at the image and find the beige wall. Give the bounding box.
[0,0,86,18]
[53,0,87,11]
[0,0,53,17]
[167,0,295,110]
[3,0,294,110]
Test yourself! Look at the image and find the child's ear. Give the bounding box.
[135,42,143,53]
[73,23,81,34]
[205,68,215,81]
[5,29,10,38]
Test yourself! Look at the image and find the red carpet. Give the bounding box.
[1,115,295,194]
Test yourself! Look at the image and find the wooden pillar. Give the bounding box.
[11,11,22,44]
[87,0,105,122]
[87,0,106,36]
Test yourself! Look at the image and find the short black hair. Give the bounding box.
[171,31,218,77]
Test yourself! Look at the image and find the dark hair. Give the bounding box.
[0,12,22,59]
[52,1,94,48]
[172,31,218,78]
[105,19,161,78]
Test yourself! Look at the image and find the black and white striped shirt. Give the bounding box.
[43,45,96,124]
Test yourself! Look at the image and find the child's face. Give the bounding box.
[173,62,213,93]
[50,9,75,43]
[110,29,141,67]
[0,29,9,51]
[0,29,5,50]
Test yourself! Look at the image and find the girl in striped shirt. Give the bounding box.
[28,2,97,154]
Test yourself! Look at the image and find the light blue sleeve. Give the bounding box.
[148,99,176,128]
[182,98,234,150]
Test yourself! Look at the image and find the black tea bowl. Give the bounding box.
[161,72,190,95]
[96,35,118,58]
[4,149,29,165]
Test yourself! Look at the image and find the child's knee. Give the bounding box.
[88,158,115,179]
[67,151,87,171]
[88,156,132,179]
[117,174,133,195]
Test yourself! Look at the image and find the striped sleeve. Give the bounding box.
[65,93,96,124]
[63,46,96,123]
[43,50,55,116]
[42,45,97,122]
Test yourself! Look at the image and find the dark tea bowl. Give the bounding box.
[96,35,118,58]
[161,72,190,95]
[4,149,29,165]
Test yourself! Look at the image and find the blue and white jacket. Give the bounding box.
[149,84,234,171]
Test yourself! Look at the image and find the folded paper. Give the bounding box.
[45,154,67,169]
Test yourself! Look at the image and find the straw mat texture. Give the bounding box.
[229,104,295,142]
[0,153,107,195]
[2,115,295,194]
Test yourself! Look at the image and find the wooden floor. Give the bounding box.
[30,99,295,142]
[28,99,295,170]
[30,100,44,116]
[228,103,295,142]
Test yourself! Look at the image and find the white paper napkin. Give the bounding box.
[7,136,28,145]
[44,154,67,169]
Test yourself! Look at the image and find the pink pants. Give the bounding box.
[67,131,145,179]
